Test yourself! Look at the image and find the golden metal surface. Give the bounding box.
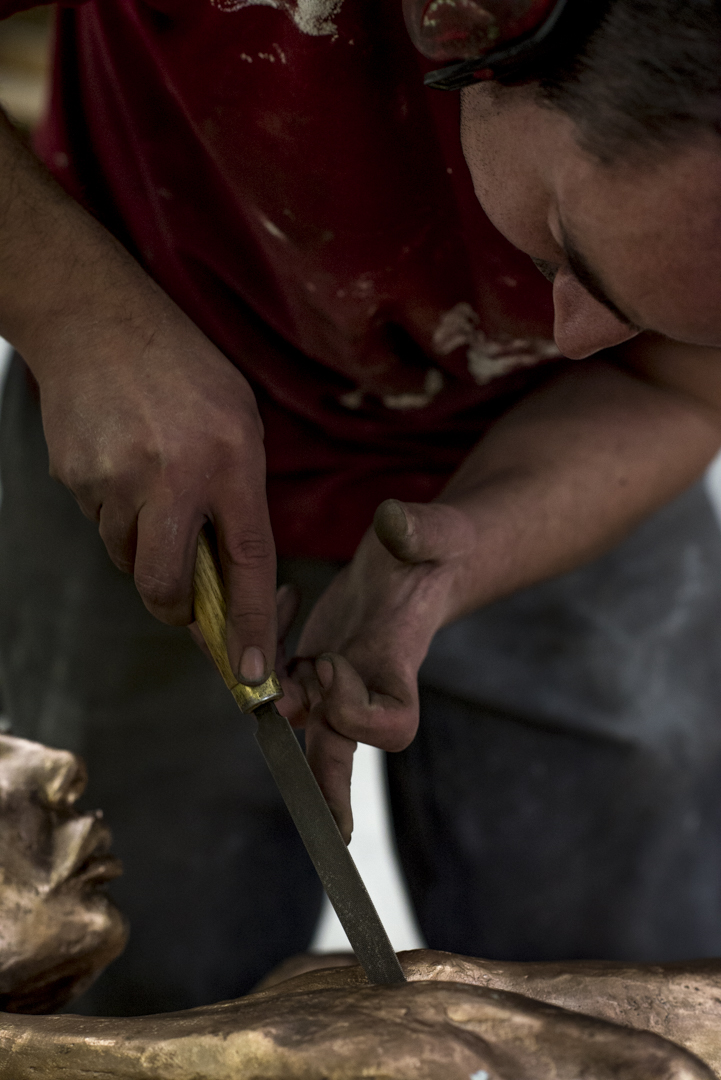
[0,734,126,1014]
[399,950,721,1076]
[193,531,284,712]
[231,671,283,713]
[254,951,721,1076]
[1,960,716,1080]
[0,732,720,1078]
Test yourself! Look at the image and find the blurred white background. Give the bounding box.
[311,741,424,952]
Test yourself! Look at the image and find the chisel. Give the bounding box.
[193,528,405,986]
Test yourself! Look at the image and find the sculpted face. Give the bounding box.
[460,84,721,359]
[0,734,126,1013]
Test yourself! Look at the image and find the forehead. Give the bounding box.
[555,136,721,344]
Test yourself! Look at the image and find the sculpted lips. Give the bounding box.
[49,812,122,891]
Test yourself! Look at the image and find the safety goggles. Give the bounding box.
[402,0,573,90]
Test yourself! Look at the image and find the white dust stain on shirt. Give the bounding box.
[434,302,560,386]
[212,0,344,36]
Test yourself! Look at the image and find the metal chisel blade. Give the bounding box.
[253,701,405,985]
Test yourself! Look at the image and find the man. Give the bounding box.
[2,0,721,1014]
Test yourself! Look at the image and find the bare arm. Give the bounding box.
[0,111,277,681]
[288,338,721,838]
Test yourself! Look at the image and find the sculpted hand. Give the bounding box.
[283,499,477,841]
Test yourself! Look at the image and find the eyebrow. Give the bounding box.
[560,226,642,331]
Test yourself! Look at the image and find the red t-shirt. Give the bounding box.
[27,0,559,558]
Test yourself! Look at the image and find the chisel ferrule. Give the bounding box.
[231,672,284,713]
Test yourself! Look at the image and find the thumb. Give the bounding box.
[373,499,474,564]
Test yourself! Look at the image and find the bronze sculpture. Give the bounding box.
[0,732,720,1079]
[0,733,126,1014]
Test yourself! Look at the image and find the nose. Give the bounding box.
[42,750,88,809]
[552,269,640,359]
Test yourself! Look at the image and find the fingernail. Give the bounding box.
[316,656,334,691]
[239,646,266,685]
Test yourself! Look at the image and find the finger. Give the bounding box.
[133,499,203,625]
[274,583,302,686]
[373,499,473,564]
[313,653,418,753]
[277,655,314,727]
[280,658,355,836]
[187,620,214,664]
[214,496,278,684]
[98,501,138,574]
[277,583,301,646]
[305,712,356,844]
[275,677,306,723]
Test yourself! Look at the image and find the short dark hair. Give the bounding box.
[533,0,721,164]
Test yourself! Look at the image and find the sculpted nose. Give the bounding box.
[42,750,88,809]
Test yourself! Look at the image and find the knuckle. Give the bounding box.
[102,542,134,575]
[352,701,417,753]
[383,714,418,752]
[225,603,270,626]
[112,556,135,575]
[51,458,91,498]
[224,529,274,568]
[135,569,187,611]
[333,700,365,735]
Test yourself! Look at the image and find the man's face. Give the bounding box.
[461,83,721,358]
[0,735,126,1013]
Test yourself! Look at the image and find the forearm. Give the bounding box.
[0,111,277,666]
[0,109,168,379]
[283,342,721,829]
[433,348,721,624]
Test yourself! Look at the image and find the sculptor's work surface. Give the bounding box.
[0,734,720,1079]
[1,952,721,1079]
[0,735,126,1013]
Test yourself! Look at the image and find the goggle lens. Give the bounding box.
[403,0,562,62]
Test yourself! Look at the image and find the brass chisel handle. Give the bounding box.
[193,528,283,714]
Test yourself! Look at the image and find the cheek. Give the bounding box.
[0,883,48,989]
[460,92,515,231]
[460,91,556,258]
[0,891,122,973]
